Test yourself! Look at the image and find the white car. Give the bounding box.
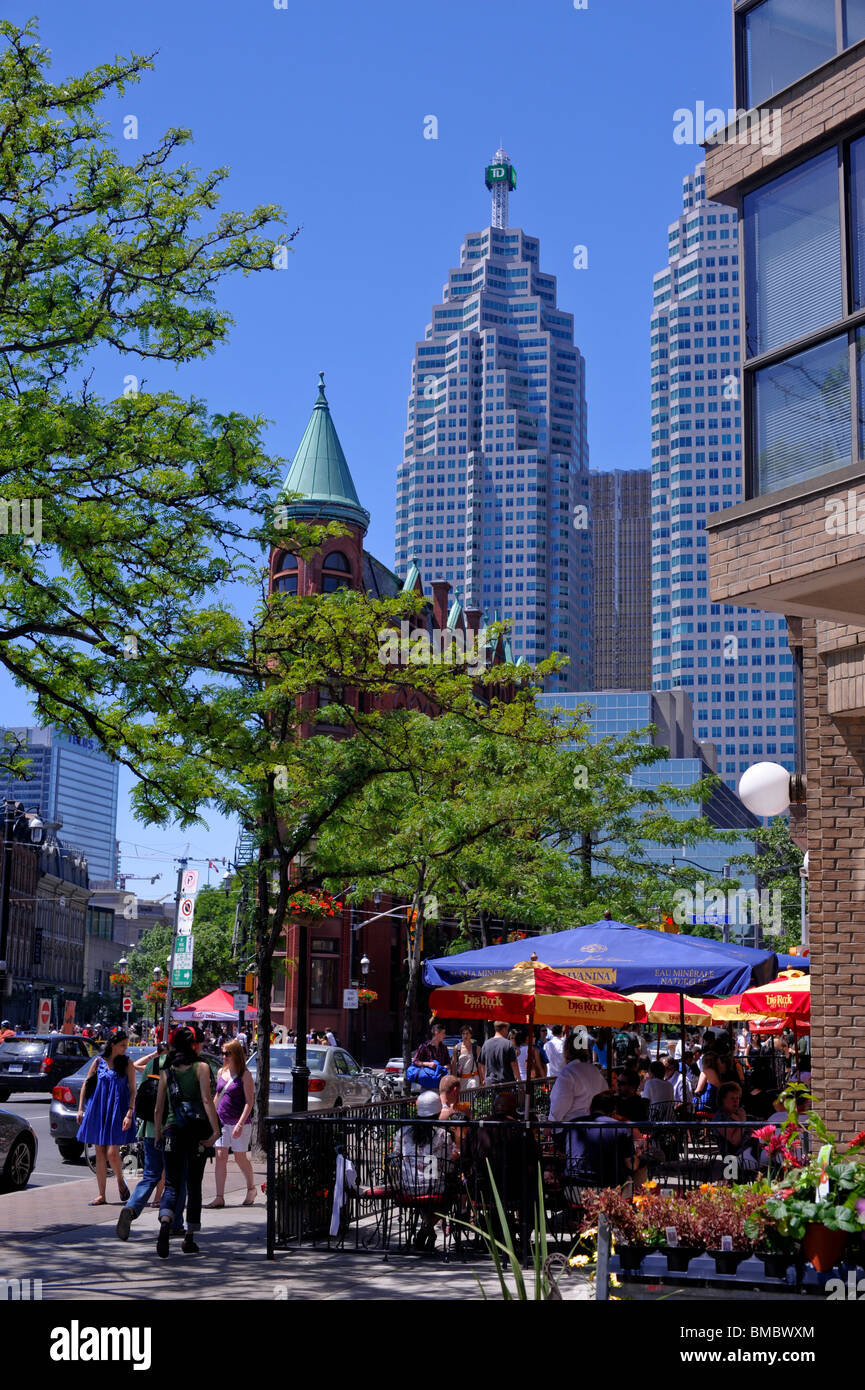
[247,1044,374,1115]
[0,1106,37,1190]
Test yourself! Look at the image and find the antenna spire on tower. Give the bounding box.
[485,147,516,229]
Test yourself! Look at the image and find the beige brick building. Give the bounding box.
[705,1,865,1134]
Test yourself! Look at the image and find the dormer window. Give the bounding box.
[274,552,298,595]
[321,550,351,593]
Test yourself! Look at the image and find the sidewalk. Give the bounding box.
[2,1161,825,1302]
[1,1155,496,1300]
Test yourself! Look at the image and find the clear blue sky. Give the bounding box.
[1,0,735,885]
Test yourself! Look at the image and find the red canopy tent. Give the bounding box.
[172,988,258,1022]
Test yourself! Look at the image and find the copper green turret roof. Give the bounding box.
[277,373,370,532]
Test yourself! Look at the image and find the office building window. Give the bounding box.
[742,0,840,108]
[754,333,851,492]
[744,150,841,357]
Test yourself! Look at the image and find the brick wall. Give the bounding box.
[706,40,865,203]
[800,617,865,1134]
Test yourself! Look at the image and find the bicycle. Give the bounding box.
[84,1137,144,1180]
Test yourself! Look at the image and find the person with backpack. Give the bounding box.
[116,1043,187,1242]
[408,1021,451,1092]
[153,1025,220,1257]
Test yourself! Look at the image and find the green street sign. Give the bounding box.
[172,967,192,987]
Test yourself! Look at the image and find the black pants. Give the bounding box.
[160,1127,208,1232]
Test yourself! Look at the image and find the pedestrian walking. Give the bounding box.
[205,1040,256,1208]
[115,1043,186,1242]
[153,1026,220,1257]
[76,1030,136,1206]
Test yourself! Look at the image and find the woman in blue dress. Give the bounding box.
[76,1030,136,1206]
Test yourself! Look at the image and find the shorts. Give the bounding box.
[214,1122,252,1152]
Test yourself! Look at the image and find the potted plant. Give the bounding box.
[581,1188,665,1273]
[751,1093,865,1275]
[743,1200,799,1278]
[659,1195,705,1272]
[287,889,337,919]
[698,1184,756,1273]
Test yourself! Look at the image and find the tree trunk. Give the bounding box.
[253,860,272,1153]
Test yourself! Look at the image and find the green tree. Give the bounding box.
[0,19,293,795]
[727,819,806,952]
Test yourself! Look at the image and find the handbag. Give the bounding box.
[406,1060,447,1091]
[167,1065,212,1139]
[134,1073,160,1123]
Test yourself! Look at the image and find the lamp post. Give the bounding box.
[800,850,809,951]
[360,953,370,1067]
[118,956,128,1030]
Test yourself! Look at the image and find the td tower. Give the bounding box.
[394,149,592,685]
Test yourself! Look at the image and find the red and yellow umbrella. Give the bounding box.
[629,992,713,1026]
[429,958,646,1028]
[740,970,810,1021]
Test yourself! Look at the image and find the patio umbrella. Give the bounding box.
[171,987,259,1022]
[429,958,646,1028]
[740,970,810,1021]
[629,991,714,1061]
[422,921,778,995]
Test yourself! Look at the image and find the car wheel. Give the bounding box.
[0,1088,10,1103]
[57,1139,85,1162]
[332,1097,343,1109]
[1,1135,35,1190]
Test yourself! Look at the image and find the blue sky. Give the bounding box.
[1,0,735,884]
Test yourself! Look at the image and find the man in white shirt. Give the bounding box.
[664,1057,691,1105]
[545,1025,566,1078]
[549,1050,606,1122]
[325,1029,337,1048]
[641,1060,675,1106]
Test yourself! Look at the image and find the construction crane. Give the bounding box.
[115,872,163,889]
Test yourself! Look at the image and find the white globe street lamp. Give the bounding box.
[737,761,805,817]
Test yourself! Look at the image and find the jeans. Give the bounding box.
[126,1137,186,1232]
[159,1127,207,1233]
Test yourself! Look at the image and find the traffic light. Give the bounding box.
[244,973,255,995]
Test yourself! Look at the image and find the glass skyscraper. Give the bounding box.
[394,150,592,686]
[650,163,797,791]
[0,726,120,884]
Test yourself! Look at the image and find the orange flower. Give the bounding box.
[645,1179,659,1190]
[699,1183,716,1194]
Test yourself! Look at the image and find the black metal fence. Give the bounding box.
[265,1111,789,1260]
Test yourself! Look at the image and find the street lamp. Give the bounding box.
[800,850,809,950]
[360,953,370,1067]
[153,966,162,1038]
[738,762,806,817]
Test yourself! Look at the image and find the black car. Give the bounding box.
[0,1034,94,1100]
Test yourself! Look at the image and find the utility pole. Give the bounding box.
[162,858,187,1041]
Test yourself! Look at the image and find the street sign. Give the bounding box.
[122,996,132,1014]
[343,988,359,1010]
[182,868,199,895]
[177,922,192,936]
[234,993,248,1011]
[175,934,194,961]
[178,896,195,924]
[37,998,51,1033]
[172,967,192,988]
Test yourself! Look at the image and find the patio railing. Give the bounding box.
[265,1112,793,1260]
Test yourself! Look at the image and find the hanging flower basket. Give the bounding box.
[109,972,130,990]
[288,890,337,919]
[357,988,378,1006]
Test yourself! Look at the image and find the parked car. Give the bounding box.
[247,1045,374,1115]
[49,1046,156,1161]
[0,1034,95,1101]
[0,1106,37,1190]
[383,1057,421,1094]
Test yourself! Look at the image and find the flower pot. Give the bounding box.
[760,1252,792,1279]
[664,1245,701,1272]
[803,1222,847,1274]
[615,1245,645,1272]
[709,1249,747,1276]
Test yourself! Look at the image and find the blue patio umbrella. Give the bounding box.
[422,920,778,997]
[776,953,809,972]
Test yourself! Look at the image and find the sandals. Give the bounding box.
[89,1196,107,1206]
[242,1188,257,1207]
[205,1198,225,1209]
[118,1183,131,1202]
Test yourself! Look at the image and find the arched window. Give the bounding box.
[273,552,298,595]
[322,550,352,593]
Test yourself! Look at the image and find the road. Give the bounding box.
[2,1092,91,1188]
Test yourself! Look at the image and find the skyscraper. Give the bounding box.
[394,149,592,685]
[650,162,797,791]
[590,469,651,689]
[0,726,120,883]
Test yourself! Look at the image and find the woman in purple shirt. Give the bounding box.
[206,1039,256,1208]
